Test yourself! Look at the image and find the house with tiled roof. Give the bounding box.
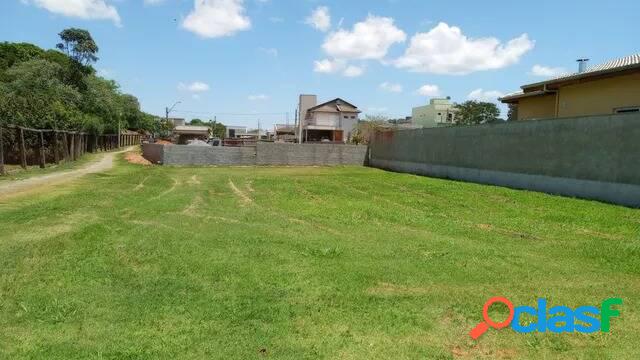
[500,54,640,120]
[298,95,361,143]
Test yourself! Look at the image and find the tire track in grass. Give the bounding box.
[228,179,253,206]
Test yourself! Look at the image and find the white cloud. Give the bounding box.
[379,82,402,93]
[24,0,121,26]
[322,15,406,60]
[417,84,440,97]
[248,94,269,101]
[144,0,165,5]
[182,0,251,38]
[395,22,534,75]
[305,6,331,32]
[342,65,364,77]
[313,58,345,73]
[178,81,210,92]
[192,94,201,100]
[531,64,568,77]
[467,88,504,102]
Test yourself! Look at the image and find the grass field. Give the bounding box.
[0,156,638,359]
[0,152,99,182]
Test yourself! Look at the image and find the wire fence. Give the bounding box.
[0,124,142,175]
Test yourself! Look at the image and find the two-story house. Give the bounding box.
[298,95,361,143]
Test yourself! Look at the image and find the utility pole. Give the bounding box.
[165,101,182,123]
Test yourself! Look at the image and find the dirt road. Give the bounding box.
[0,147,134,200]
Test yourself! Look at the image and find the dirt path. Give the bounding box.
[0,147,134,200]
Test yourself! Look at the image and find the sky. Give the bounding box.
[1,0,639,128]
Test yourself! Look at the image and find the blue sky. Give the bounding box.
[2,0,639,128]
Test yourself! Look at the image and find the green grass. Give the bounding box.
[0,157,638,359]
[0,152,99,182]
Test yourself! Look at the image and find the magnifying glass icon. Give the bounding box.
[469,297,515,339]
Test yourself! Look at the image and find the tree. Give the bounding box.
[56,28,99,65]
[189,118,206,126]
[210,121,226,139]
[0,59,81,129]
[0,33,156,135]
[351,117,390,145]
[507,104,518,121]
[454,101,501,125]
[80,76,121,132]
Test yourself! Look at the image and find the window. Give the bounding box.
[344,116,349,119]
[615,107,640,114]
[350,116,356,119]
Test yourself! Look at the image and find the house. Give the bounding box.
[298,95,360,143]
[169,118,186,127]
[225,126,248,138]
[274,124,296,142]
[411,97,458,128]
[500,54,640,120]
[173,125,209,144]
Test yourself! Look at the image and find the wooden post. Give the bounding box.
[19,127,27,169]
[39,131,46,169]
[62,132,69,161]
[70,133,75,161]
[53,131,59,164]
[0,125,5,175]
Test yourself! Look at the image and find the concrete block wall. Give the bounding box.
[369,113,640,207]
[142,143,368,166]
[162,145,256,166]
[257,143,368,166]
[141,143,164,164]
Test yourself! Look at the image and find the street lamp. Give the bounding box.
[165,101,181,122]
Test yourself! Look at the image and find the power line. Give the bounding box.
[172,110,288,116]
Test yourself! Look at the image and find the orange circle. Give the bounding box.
[482,297,515,329]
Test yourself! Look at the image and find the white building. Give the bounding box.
[297,95,360,143]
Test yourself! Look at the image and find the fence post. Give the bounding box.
[0,125,5,175]
[62,132,68,161]
[39,131,46,169]
[53,131,59,164]
[70,133,76,161]
[19,127,27,169]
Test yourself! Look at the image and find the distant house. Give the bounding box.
[274,124,296,142]
[412,98,458,128]
[169,118,186,127]
[298,95,361,143]
[173,125,209,144]
[500,54,640,120]
[225,126,248,138]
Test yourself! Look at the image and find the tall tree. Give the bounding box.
[56,28,99,65]
[0,59,82,129]
[454,101,501,125]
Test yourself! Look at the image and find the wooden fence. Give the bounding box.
[0,124,142,175]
